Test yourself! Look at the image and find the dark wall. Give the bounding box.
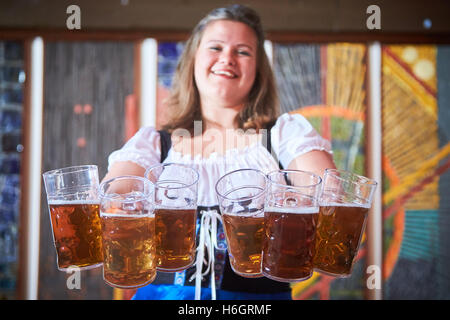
[0,0,449,33]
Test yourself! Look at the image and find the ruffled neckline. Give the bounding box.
[168,141,262,163]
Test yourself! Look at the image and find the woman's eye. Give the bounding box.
[238,50,251,56]
[209,46,221,51]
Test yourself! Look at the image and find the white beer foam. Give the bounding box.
[265,206,319,214]
[48,199,99,205]
[223,210,265,218]
[319,201,371,209]
[155,205,197,210]
[100,211,154,219]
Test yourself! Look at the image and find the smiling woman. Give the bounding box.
[103,4,336,300]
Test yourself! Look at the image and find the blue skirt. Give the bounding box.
[132,284,292,300]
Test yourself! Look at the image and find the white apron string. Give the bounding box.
[189,208,223,300]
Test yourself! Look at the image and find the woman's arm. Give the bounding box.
[101,127,162,183]
[101,161,147,183]
[287,150,336,179]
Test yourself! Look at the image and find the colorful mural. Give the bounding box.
[382,45,450,299]
[275,42,450,299]
[274,43,368,299]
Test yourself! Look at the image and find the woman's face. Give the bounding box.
[194,20,258,110]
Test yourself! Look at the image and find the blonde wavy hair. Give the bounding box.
[162,4,280,133]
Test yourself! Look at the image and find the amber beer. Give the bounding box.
[222,213,264,278]
[101,212,156,288]
[263,207,318,281]
[146,163,199,272]
[155,208,197,271]
[313,203,369,276]
[48,200,103,270]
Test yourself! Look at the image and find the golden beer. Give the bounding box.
[222,213,264,278]
[262,207,318,282]
[155,208,197,271]
[101,213,156,288]
[48,201,103,270]
[313,204,369,276]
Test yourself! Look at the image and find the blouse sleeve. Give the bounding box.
[107,127,161,171]
[271,113,333,169]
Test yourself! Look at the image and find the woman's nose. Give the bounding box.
[219,48,236,66]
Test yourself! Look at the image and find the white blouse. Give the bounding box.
[108,113,332,207]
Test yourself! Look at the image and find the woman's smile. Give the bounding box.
[211,68,238,79]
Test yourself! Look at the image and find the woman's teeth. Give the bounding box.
[212,70,236,78]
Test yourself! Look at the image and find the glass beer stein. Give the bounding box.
[215,168,267,278]
[100,175,156,289]
[145,163,199,272]
[313,169,377,277]
[43,165,103,271]
[262,170,322,282]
